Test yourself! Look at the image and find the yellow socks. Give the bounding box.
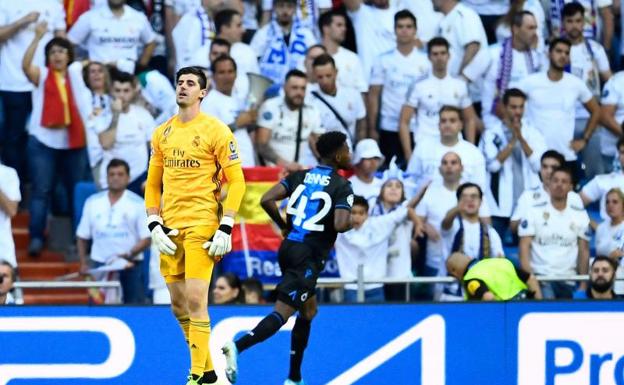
[189,318,211,376]
[176,315,190,343]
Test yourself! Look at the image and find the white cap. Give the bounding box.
[353,139,384,165]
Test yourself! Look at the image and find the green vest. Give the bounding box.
[463,258,528,300]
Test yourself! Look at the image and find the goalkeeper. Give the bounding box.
[145,66,246,385]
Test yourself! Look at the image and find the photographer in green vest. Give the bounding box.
[446,252,543,300]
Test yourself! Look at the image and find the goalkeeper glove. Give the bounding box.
[203,216,234,257]
[147,215,179,256]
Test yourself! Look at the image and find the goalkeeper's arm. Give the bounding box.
[145,162,179,255]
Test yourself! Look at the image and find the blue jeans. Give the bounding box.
[540,281,575,299]
[343,287,385,303]
[93,260,146,304]
[0,91,32,181]
[28,136,89,241]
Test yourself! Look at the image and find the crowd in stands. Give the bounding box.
[3,0,624,304]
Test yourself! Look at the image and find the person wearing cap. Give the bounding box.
[250,0,317,85]
[349,139,384,207]
[446,252,542,301]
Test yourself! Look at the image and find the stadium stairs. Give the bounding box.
[12,213,88,304]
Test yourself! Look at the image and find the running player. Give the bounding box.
[145,66,246,385]
[222,131,354,385]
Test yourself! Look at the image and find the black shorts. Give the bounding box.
[275,240,324,309]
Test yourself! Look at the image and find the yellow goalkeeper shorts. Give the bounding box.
[160,224,219,283]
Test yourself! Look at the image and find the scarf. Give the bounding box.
[41,67,86,149]
[451,218,491,260]
[196,7,215,46]
[492,38,537,114]
[64,0,90,30]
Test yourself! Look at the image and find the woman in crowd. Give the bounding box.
[595,187,624,295]
[213,273,244,304]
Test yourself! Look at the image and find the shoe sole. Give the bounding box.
[222,344,238,383]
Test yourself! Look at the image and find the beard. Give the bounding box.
[591,278,614,293]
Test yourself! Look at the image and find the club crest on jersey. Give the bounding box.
[347,194,354,207]
[192,136,200,147]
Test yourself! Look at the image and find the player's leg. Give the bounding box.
[287,295,317,385]
[184,225,219,384]
[160,230,189,343]
[167,280,190,343]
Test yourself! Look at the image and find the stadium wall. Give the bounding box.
[1,302,623,385]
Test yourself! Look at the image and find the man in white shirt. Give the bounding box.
[481,88,546,240]
[201,55,257,167]
[77,159,151,304]
[318,10,367,94]
[68,0,156,70]
[250,0,316,84]
[510,150,585,233]
[343,0,397,84]
[407,106,486,198]
[94,70,155,194]
[563,2,612,178]
[348,139,384,207]
[261,0,331,35]
[310,54,366,147]
[580,137,624,220]
[461,0,508,44]
[433,0,490,88]
[369,10,430,169]
[256,69,323,170]
[481,11,546,130]
[519,166,590,299]
[214,9,260,82]
[600,72,624,171]
[0,260,16,305]
[0,1,65,182]
[398,37,477,161]
[440,182,504,300]
[518,37,600,182]
[548,0,614,52]
[0,161,20,267]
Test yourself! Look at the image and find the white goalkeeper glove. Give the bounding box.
[203,216,235,257]
[147,215,179,256]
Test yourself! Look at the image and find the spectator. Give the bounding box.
[241,277,265,304]
[518,37,600,181]
[94,70,155,195]
[23,28,90,256]
[480,88,546,240]
[563,2,612,178]
[548,0,614,52]
[0,260,16,305]
[481,11,546,130]
[440,182,504,300]
[261,0,330,34]
[399,37,477,161]
[135,67,179,125]
[595,188,624,295]
[68,0,156,71]
[213,273,243,304]
[335,195,419,303]
[343,0,399,84]
[76,159,151,304]
[201,55,257,166]
[518,167,590,299]
[250,0,316,84]
[0,0,66,183]
[446,252,543,300]
[368,10,430,167]
[494,0,546,44]
[600,72,624,173]
[407,106,486,198]
[580,138,624,220]
[370,176,420,301]
[302,44,327,87]
[460,0,507,44]
[416,152,490,299]
[434,0,490,89]
[310,54,366,147]
[0,160,19,267]
[171,0,219,72]
[348,139,384,207]
[398,0,443,45]
[574,256,618,299]
[510,150,584,233]
[318,10,367,94]
[256,69,323,170]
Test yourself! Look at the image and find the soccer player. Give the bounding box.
[222,131,354,385]
[144,66,246,385]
